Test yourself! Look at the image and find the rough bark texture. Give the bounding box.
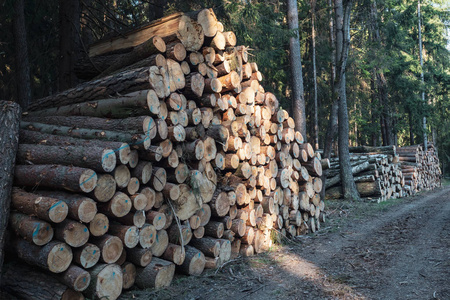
[0,101,21,283]
[28,67,150,111]
[287,0,307,140]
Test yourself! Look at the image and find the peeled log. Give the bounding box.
[14,164,97,194]
[135,257,175,289]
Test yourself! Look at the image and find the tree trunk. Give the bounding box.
[311,0,319,150]
[13,0,31,110]
[287,0,307,139]
[58,0,80,91]
[335,0,359,200]
[0,101,21,283]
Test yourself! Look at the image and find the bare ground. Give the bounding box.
[121,184,450,300]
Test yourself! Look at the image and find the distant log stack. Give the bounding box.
[324,144,441,202]
[4,8,325,299]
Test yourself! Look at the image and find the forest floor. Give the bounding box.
[121,182,450,300]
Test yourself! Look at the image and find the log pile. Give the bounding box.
[3,8,325,300]
[325,144,441,202]
[397,143,441,193]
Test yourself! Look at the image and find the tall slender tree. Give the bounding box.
[287,0,307,140]
[13,0,31,110]
[311,0,319,150]
[417,0,427,150]
[335,0,359,200]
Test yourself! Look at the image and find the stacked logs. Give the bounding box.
[3,8,324,300]
[325,152,405,202]
[325,145,441,202]
[397,143,441,193]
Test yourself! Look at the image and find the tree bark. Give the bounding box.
[0,101,21,283]
[287,0,307,139]
[13,0,31,110]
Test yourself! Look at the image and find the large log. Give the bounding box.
[11,239,73,273]
[23,115,157,139]
[11,187,68,223]
[0,101,20,283]
[26,90,151,119]
[17,144,116,173]
[1,262,84,300]
[8,212,54,246]
[19,129,131,165]
[89,13,204,56]
[97,36,166,78]
[14,164,97,194]
[21,121,151,150]
[28,67,151,111]
[348,145,396,155]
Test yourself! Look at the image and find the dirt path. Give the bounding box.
[121,185,450,300]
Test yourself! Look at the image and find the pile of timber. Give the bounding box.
[2,8,325,300]
[325,145,441,202]
[397,143,441,193]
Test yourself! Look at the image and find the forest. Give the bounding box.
[1,0,449,177]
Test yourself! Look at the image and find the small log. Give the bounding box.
[89,213,109,237]
[109,224,140,249]
[90,234,124,264]
[73,243,101,269]
[126,247,153,267]
[150,229,169,257]
[121,262,137,289]
[138,224,157,249]
[54,218,89,248]
[189,237,220,257]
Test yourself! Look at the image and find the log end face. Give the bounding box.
[102,236,124,264]
[48,242,73,273]
[101,149,117,172]
[95,264,123,300]
[48,200,69,223]
[79,169,98,193]
[78,199,98,223]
